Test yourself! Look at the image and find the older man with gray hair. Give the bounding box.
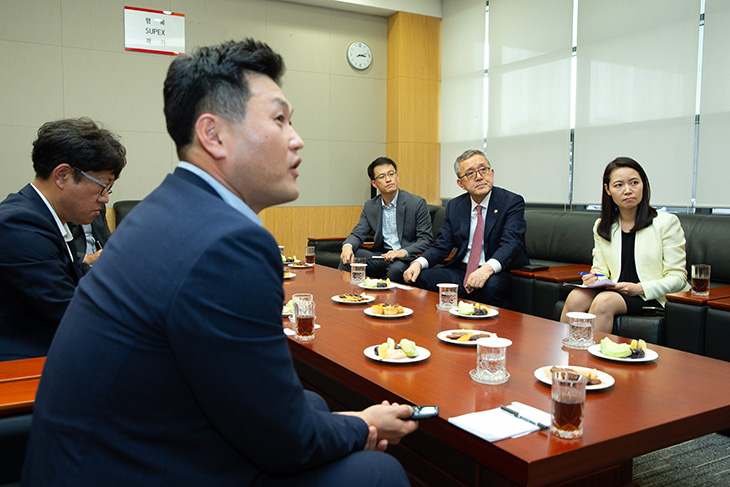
[404,149,529,307]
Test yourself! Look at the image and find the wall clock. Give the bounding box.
[347,41,372,70]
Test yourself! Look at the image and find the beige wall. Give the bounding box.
[0,0,387,208]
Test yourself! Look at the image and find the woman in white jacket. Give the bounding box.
[561,157,689,333]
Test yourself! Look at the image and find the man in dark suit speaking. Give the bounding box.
[23,40,416,486]
[0,118,126,361]
[339,157,433,282]
[404,149,529,307]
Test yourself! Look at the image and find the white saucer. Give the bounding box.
[363,345,430,364]
[448,307,499,319]
[364,307,413,319]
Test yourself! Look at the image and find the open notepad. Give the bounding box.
[448,402,551,442]
[563,278,616,289]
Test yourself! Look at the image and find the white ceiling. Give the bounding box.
[278,0,442,18]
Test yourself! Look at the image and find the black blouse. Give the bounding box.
[618,231,639,284]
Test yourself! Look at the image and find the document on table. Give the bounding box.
[448,402,551,442]
[563,278,616,289]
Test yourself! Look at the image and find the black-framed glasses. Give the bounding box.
[459,166,491,181]
[373,171,397,181]
[72,167,114,196]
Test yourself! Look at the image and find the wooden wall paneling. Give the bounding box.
[259,206,362,258]
[387,11,442,207]
[386,142,441,204]
[387,13,442,81]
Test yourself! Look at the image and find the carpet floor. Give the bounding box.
[633,433,730,486]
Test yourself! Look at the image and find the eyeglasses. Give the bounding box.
[459,166,491,181]
[373,171,397,181]
[72,167,114,196]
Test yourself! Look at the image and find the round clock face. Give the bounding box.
[347,42,372,70]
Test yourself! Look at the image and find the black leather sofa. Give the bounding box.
[515,209,730,353]
[308,204,446,270]
[112,200,140,228]
[0,413,31,486]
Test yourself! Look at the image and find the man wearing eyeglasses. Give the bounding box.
[404,149,528,307]
[0,117,126,360]
[23,40,416,487]
[339,157,433,282]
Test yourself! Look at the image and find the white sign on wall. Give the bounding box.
[124,6,185,56]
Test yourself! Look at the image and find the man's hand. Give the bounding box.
[612,282,643,297]
[83,249,102,267]
[356,401,417,448]
[340,246,354,265]
[363,426,388,452]
[381,249,407,262]
[464,263,494,292]
[403,261,422,283]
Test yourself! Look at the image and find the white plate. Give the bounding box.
[283,272,296,280]
[587,344,659,363]
[282,306,292,317]
[535,365,615,391]
[436,329,495,346]
[364,307,413,319]
[331,294,376,305]
[288,263,314,269]
[364,345,431,364]
[283,324,321,336]
[358,282,396,291]
[448,307,499,319]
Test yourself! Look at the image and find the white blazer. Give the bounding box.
[592,211,690,306]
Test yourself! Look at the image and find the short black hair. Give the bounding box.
[32,118,127,181]
[367,157,397,180]
[163,39,285,152]
[597,157,657,241]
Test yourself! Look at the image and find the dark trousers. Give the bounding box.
[415,263,511,308]
[253,390,409,487]
[338,248,411,283]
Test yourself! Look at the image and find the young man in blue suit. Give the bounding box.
[23,40,416,486]
[0,118,126,361]
[404,149,529,307]
[339,157,433,282]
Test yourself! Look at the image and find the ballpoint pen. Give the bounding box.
[500,405,549,430]
[579,272,605,277]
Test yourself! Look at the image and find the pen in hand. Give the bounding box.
[579,272,604,277]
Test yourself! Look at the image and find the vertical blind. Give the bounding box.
[696,0,730,208]
[486,0,573,204]
[573,0,698,207]
[487,0,721,208]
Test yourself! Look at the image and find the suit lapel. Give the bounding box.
[456,194,472,258]
[396,193,405,242]
[484,188,501,240]
[372,194,384,249]
[21,185,83,282]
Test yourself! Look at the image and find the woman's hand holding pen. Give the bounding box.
[579,271,602,286]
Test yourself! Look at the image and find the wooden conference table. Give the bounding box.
[283,265,730,487]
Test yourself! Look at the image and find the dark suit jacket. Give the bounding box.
[68,204,111,259]
[23,168,368,486]
[0,184,81,361]
[68,205,112,275]
[420,187,529,272]
[343,189,433,255]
